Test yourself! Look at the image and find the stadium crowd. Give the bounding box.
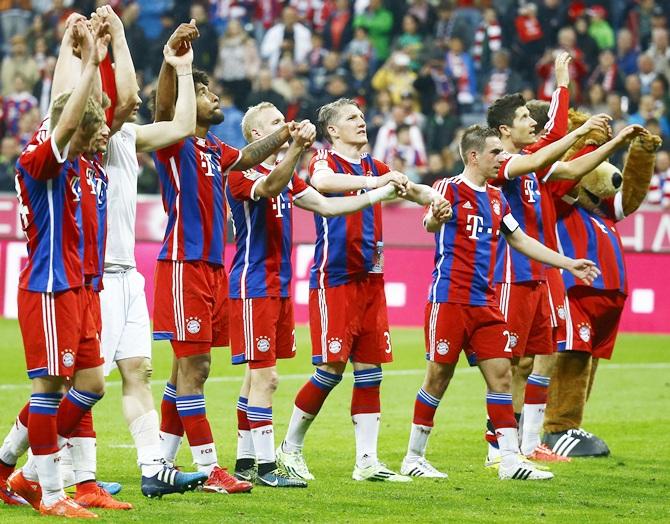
[0,0,668,205]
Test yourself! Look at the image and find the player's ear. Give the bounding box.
[327,124,337,140]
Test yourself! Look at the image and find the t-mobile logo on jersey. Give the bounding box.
[272,193,292,217]
[524,178,537,203]
[466,214,485,239]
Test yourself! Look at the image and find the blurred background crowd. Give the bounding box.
[0,0,667,207]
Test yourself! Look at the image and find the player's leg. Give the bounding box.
[350,277,408,482]
[159,356,183,464]
[479,357,553,481]
[234,366,255,480]
[278,286,349,477]
[0,402,30,505]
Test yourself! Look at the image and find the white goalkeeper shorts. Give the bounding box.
[99,267,152,376]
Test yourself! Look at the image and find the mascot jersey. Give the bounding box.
[556,192,627,294]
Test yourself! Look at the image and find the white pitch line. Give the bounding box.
[0,362,668,391]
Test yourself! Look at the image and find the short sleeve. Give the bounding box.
[372,158,390,176]
[17,135,68,181]
[154,140,184,163]
[228,168,266,201]
[218,141,242,173]
[499,152,520,182]
[290,173,310,199]
[308,150,336,178]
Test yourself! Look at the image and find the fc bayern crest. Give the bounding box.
[557,306,566,320]
[509,332,519,348]
[436,340,450,355]
[492,200,501,216]
[578,323,591,342]
[186,317,201,334]
[328,338,343,354]
[62,349,75,368]
[256,337,271,352]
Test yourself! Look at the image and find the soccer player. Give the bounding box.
[8,20,112,518]
[97,13,209,497]
[401,125,600,480]
[152,49,302,494]
[483,59,610,463]
[228,103,398,487]
[276,98,451,482]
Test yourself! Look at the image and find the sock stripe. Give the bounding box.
[29,393,62,415]
[247,406,273,422]
[527,374,550,387]
[176,395,206,416]
[66,388,102,410]
[163,383,177,402]
[486,392,512,405]
[237,397,248,412]
[353,368,383,387]
[310,368,343,390]
[417,388,440,408]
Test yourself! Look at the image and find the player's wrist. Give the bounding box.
[175,65,192,76]
[365,177,377,190]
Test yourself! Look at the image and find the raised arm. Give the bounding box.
[505,227,600,284]
[97,5,139,134]
[231,124,294,171]
[52,21,110,152]
[296,183,397,217]
[506,113,612,179]
[50,13,86,105]
[253,122,316,198]
[549,125,646,181]
[155,21,199,122]
[135,45,195,152]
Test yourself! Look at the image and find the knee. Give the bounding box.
[515,357,534,379]
[265,370,279,394]
[491,368,512,393]
[122,359,153,388]
[181,359,211,387]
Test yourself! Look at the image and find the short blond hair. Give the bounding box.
[50,93,106,135]
[241,102,278,143]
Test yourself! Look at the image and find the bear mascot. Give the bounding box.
[540,109,662,457]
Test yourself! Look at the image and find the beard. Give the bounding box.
[208,108,225,125]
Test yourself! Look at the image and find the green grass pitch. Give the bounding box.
[0,318,668,523]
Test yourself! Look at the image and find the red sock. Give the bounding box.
[160,383,184,436]
[176,395,213,446]
[70,410,96,438]
[237,397,250,431]
[28,393,61,456]
[413,388,440,427]
[295,368,342,416]
[57,389,102,439]
[486,392,517,430]
[351,386,381,416]
[525,374,550,404]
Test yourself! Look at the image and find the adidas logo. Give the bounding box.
[551,434,581,457]
[463,201,473,209]
[511,467,532,480]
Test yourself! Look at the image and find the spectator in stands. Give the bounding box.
[638,53,658,94]
[285,76,317,123]
[406,0,437,36]
[624,73,643,114]
[581,83,609,115]
[512,2,544,81]
[587,5,615,51]
[307,31,328,69]
[2,74,37,137]
[346,25,375,64]
[190,2,219,73]
[373,105,426,169]
[537,0,566,48]
[371,51,417,106]
[1,34,38,97]
[647,28,670,79]
[366,89,393,144]
[33,55,55,117]
[629,94,670,137]
[393,13,423,70]
[648,151,670,207]
[121,2,149,76]
[423,97,460,155]
[536,27,587,102]
[313,73,351,107]
[310,49,347,96]
[444,36,476,110]
[422,152,450,187]
[137,0,174,42]
[261,5,312,73]
[346,53,373,106]
[650,76,670,119]
[627,0,657,50]
[574,15,600,70]
[323,0,353,52]
[472,7,502,75]
[273,57,298,101]
[209,86,245,150]
[0,0,31,53]
[482,49,524,107]
[617,27,640,76]
[25,13,56,54]
[413,53,452,115]
[353,0,393,62]
[587,49,626,94]
[0,135,19,191]
[246,67,287,112]
[215,17,260,111]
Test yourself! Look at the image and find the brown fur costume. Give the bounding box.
[543,113,662,435]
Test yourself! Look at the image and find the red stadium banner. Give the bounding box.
[0,238,667,334]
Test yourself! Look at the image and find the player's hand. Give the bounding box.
[163,43,194,69]
[167,19,199,52]
[94,5,124,38]
[431,197,452,223]
[554,51,572,88]
[379,183,399,201]
[291,120,316,149]
[578,113,611,138]
[567,258,600,285]
[382,171,409,196]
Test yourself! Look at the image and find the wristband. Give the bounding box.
[367,186,393,205]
